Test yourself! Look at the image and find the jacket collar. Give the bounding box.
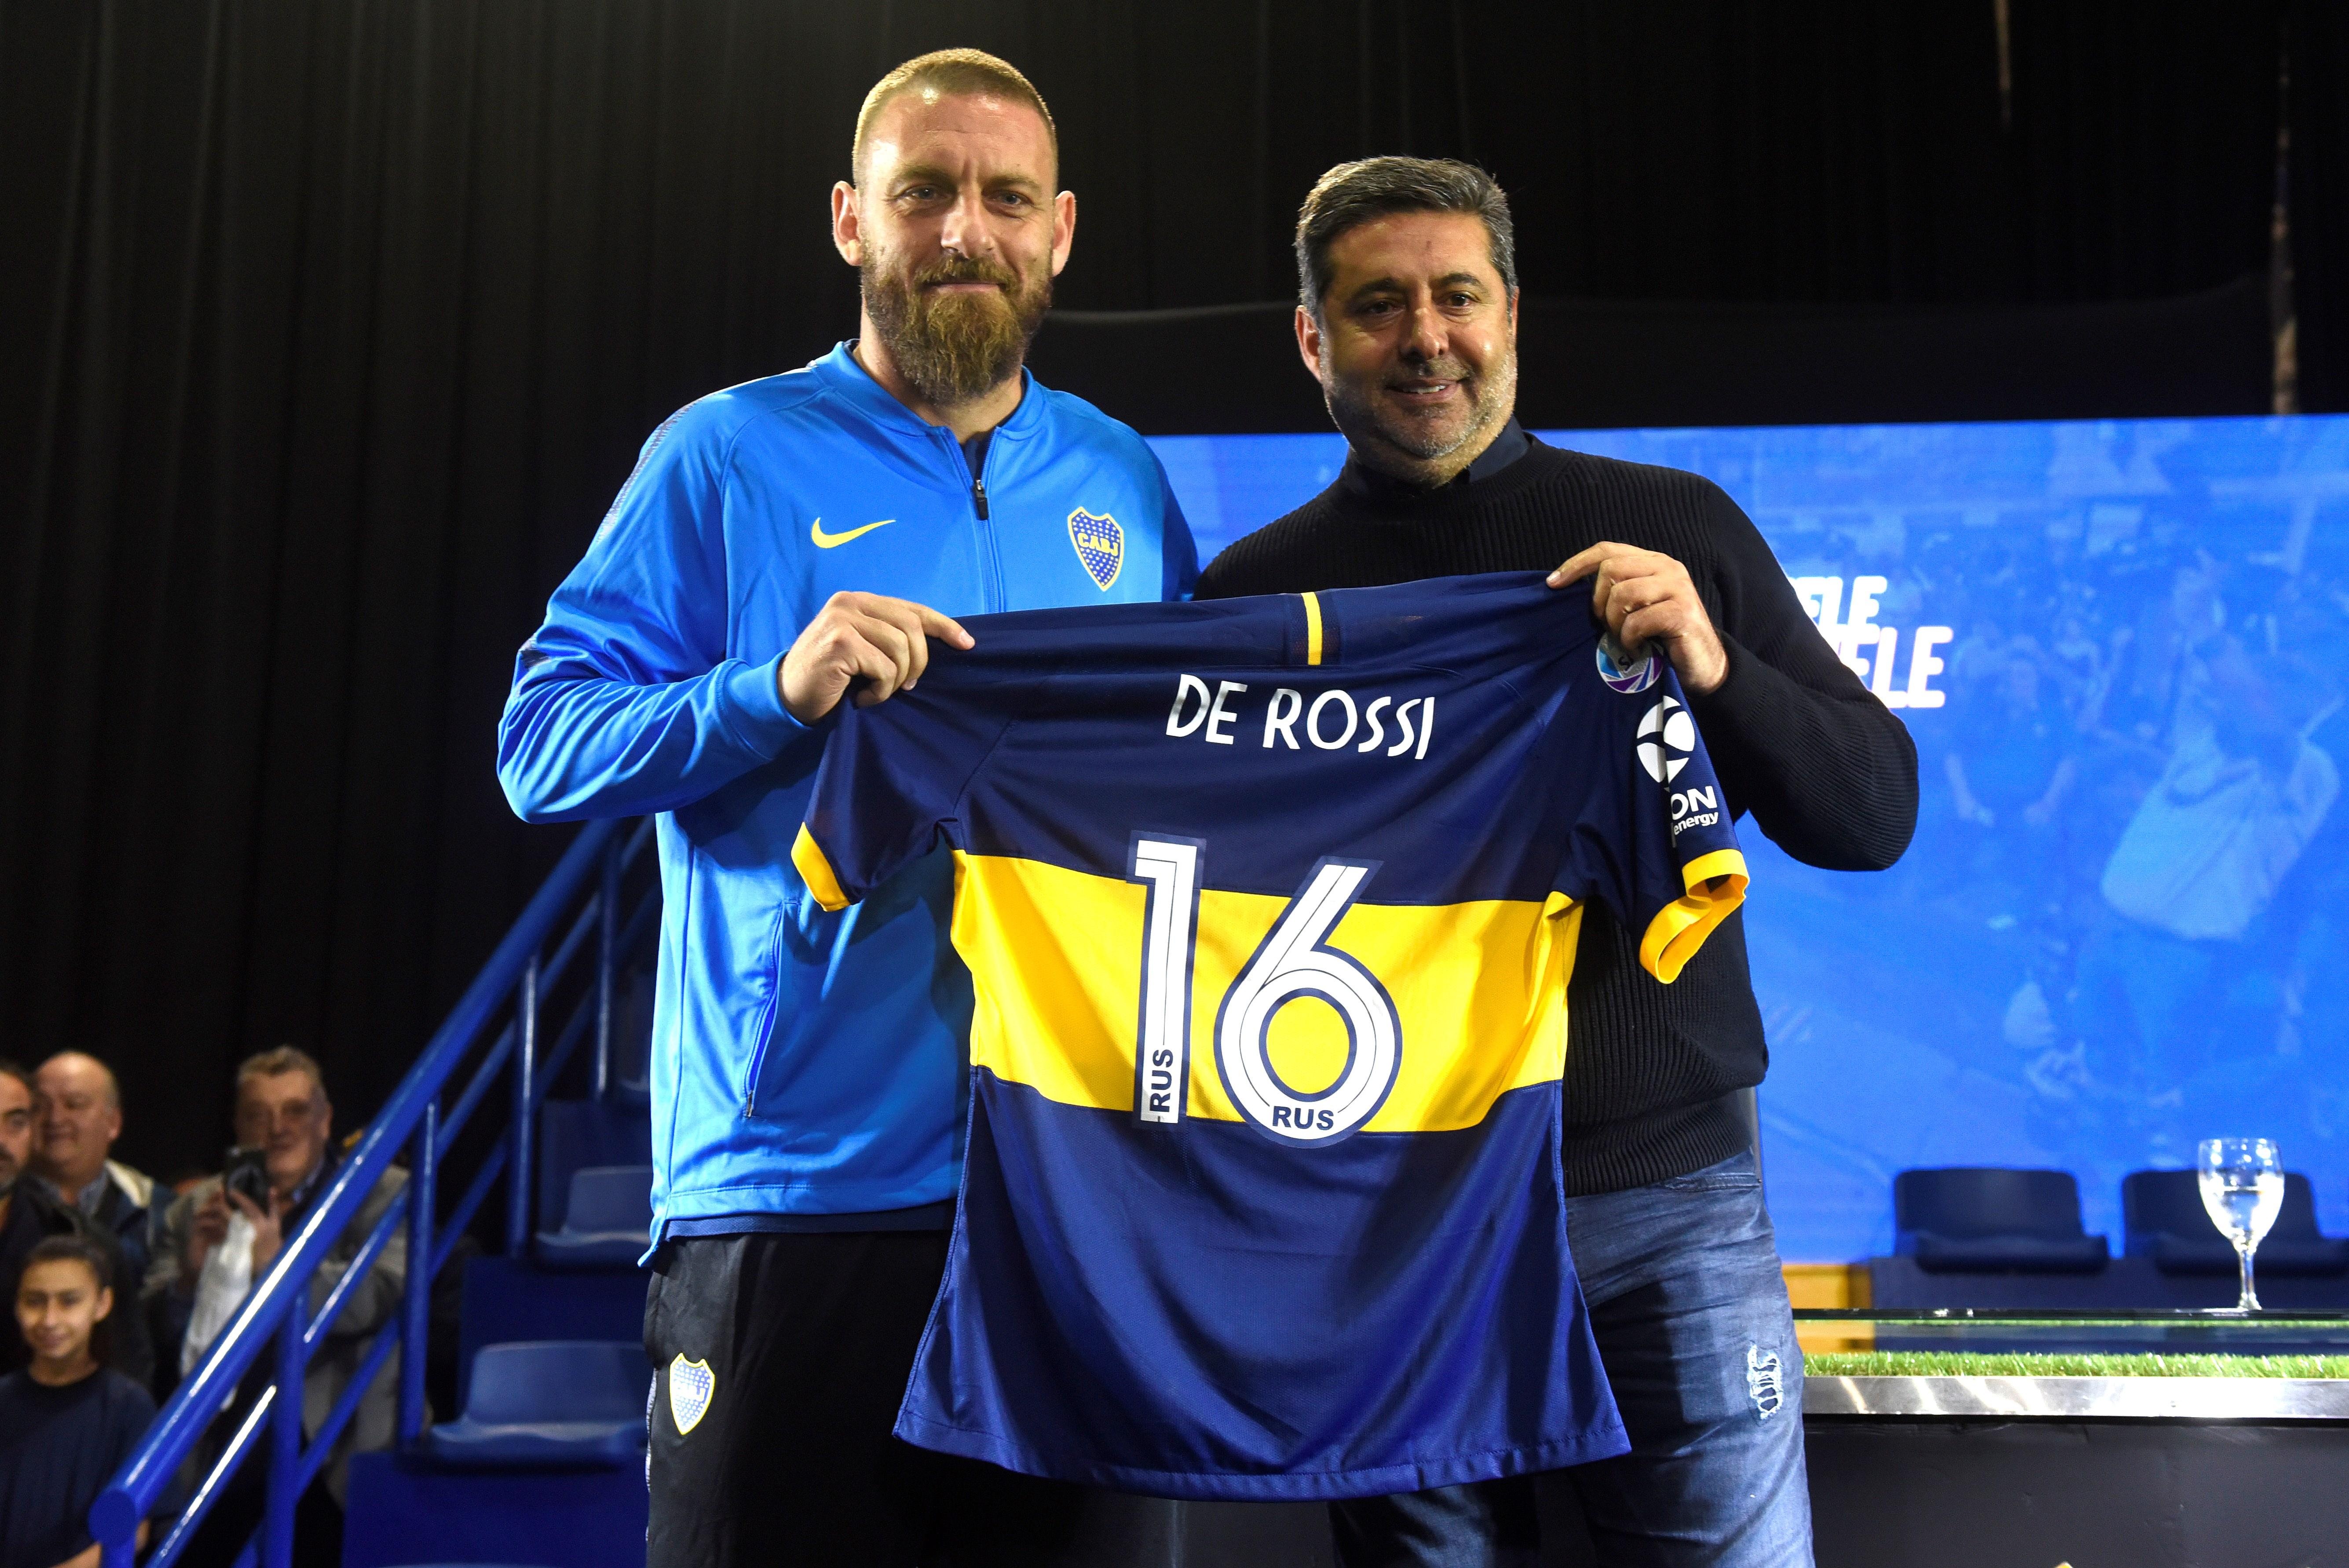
[104,1160,154,1210]
[284,1147,334,1221]
[812,340,1045,445]
[37,1162,151,1217]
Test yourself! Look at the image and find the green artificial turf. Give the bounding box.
[1804,1351,2349,1379]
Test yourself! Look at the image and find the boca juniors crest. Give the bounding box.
[668,1354,715,1436]
[1068,508,1124,590]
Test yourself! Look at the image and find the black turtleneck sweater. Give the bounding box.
[1194,424,1919,1195]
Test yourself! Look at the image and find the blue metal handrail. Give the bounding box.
[91,817,653,1568]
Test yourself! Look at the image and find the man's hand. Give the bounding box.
[227,1187,286,1275]
[779,592,973,725]
[182,1186,231,1287]
[1550,543,1729,695]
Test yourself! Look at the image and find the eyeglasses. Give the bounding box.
[234,1097,325,1138]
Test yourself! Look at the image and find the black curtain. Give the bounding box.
[1029,280,2276,433]
[2291,1,2349,411]
[1,0,2338,1181]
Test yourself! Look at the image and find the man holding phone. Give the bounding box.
[146,1047,407,1559]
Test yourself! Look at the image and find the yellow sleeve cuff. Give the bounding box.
[793,823,851,913]
[1637,849,1749,983]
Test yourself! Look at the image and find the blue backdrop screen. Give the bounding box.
[1149,417,2349,1260]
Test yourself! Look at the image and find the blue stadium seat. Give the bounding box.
[534,1164,652,1269]
[1894,1167,2109,1272]
[456,1255,645,1407]
[423,1341,649,1468]
[534,1099,652,1235]
[344,1453,648,1568]
[2122,1170,2349,1276]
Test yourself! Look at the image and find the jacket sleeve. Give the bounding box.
[143,1188,198,1373]
[309,1171,407,1341]
[498,400,816,823]
[1156,463,1201,601]
[1683,482,1920,872]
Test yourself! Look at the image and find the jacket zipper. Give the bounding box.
[739,901,794,1117]
[962,432,1006,611]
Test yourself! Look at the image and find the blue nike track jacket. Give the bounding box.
[497,343,1197,1242]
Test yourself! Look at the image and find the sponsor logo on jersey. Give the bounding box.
[668,1354,715,1436]
[809,517,893,548]
[1596,638,1661,694]
[1669,785,1721,840]
[1636,696,1695,783]
[1068,508,1124,589]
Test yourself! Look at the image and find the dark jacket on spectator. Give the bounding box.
[45,1159,166,1298]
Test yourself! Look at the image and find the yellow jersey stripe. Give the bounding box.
[950,851,1581,1132]
[1300,592,1324,666]
[794,824,851,912]
[1637,848,1749,983]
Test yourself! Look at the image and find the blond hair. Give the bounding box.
[852,48,1057,183]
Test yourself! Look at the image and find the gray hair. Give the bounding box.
[1294,156,1518,320]
[237,1044,328,1103]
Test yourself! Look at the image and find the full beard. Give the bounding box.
[863,251,1052,407]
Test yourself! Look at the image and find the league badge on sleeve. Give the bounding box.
[1068,508,1124,590]
[668,1354,715,1436]
[1597,636,1661,694]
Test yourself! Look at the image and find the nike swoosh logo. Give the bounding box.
[810,517,893,548]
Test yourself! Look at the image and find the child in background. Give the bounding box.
[0,1235,157,1568]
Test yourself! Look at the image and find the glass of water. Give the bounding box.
[2197,1137,2285,1311]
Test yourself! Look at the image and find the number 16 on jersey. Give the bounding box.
[1128,836,1205,1125]
[1127,832,1405,1146]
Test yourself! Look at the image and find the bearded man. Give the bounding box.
[499,48,1195,1568]
[1197,158,1916,1568]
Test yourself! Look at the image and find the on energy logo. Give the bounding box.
[1636,696,1696,783]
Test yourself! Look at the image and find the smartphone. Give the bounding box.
[222,1146,272,1209]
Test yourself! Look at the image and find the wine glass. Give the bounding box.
[2197,1137,2285,1312]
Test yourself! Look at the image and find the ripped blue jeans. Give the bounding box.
[1330,1149,1813,1568]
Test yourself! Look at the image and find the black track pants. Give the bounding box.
[644,1228,1084,1568]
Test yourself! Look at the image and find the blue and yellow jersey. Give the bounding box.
[795,571,1747,1500]
[497,344,1195,1236]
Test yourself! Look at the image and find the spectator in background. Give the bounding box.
[145,1048,406,1565]
[0,1061,151,1389]
[0,1235,162,1568]
[0,1062,42,1364]
[32,1053,165,1290]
